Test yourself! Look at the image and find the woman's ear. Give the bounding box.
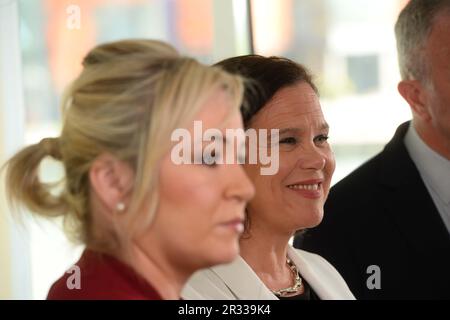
[89,153,134,216]
[397,80,431,122]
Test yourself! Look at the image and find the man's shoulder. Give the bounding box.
[331,121,415,198]
[329,151,385,203]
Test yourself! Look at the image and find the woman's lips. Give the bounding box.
[219,219,244,233]
[286,181,323,199]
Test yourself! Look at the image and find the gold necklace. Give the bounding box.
[272,258,303,297]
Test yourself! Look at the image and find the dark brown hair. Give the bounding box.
[215,55,318,128]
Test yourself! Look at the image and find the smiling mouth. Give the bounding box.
[286,181,323,199]
[287,182,322,190]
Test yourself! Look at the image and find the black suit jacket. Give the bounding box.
[294,121,450,299]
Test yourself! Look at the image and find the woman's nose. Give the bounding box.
[297,147,326,171]
[225,164,255,202]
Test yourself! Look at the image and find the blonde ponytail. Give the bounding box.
[4,137,68,218]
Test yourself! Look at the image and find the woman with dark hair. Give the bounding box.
[183,55,354,300]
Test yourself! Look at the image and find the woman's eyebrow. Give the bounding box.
[277,123,329,135]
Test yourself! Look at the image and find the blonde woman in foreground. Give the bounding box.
[4,39,254,300]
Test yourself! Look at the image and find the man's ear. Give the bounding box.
[89,153,134,215]
[398,80,431,121]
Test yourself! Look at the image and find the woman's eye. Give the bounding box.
[314,134,329,144]
[279,137,297,145]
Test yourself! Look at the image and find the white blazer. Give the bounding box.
[182,246,355,300]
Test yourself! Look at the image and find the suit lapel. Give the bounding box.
[210,256,278,300]
[287,246,337,299]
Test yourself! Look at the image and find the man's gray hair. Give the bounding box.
[395,0,450,81]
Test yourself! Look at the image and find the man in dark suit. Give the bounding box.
[294,0,450,299]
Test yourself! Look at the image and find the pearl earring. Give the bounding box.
[116,202,125,212]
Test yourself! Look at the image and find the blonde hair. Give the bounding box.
[4,39,244,251]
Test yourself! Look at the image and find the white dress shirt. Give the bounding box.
[404,124,450,233]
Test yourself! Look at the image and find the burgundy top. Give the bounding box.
[47,249,162,300]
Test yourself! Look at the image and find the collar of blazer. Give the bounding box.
[208,246,347,300]
[287,246,342,300]
[209,254,278,300]
[376,121,450,253]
